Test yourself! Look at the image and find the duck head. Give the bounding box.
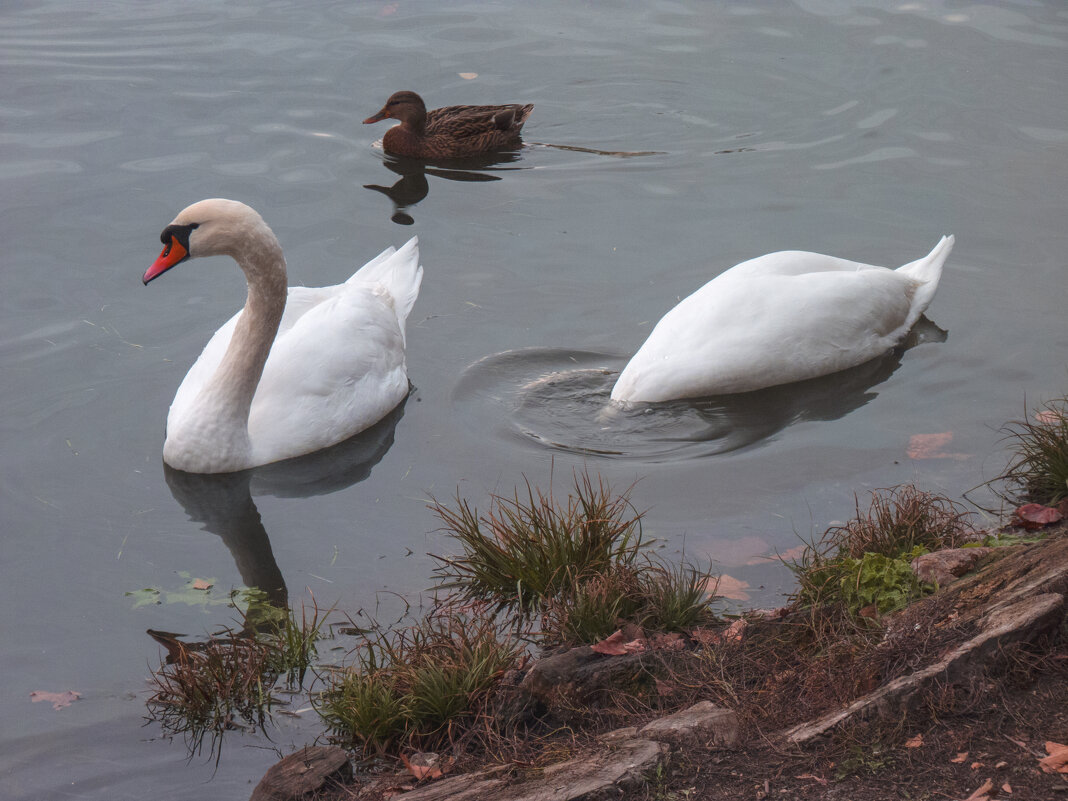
[363,91,427,129]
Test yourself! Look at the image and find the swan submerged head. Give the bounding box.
[143,198,274,285]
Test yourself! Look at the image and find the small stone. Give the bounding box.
[911,548,994,587]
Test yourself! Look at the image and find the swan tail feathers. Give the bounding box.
[349,235,423,321]
[896,234,954,321]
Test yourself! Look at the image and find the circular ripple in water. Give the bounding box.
[452,347,910,462]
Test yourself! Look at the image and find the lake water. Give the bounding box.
[2,1,1066,797]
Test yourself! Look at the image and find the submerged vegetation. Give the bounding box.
[145,594,327,759]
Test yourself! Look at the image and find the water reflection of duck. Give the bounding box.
[611,237,955,403]
[144,199,422,473]
[363,91,533,159]
[363,154,514,225]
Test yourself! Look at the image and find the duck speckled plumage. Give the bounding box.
[363,91,533,159]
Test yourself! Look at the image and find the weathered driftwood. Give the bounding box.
[397,738,666,801]
[249,745,352,801]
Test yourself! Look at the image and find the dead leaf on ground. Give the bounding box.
[30,690,81,710]
[400,752,447,782]
[970,761,984,770]
[1038,741,1068,774]
[710,574,750,601]
[905,734,924,748]
[962,777,995,801]
[951,751,969,763]
[591,630,646,656]
[1001,781,1012,794]
[907,432,969,460]
[1013,503,1063,530]
[794,773,827,785]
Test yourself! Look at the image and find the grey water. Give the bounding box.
[2,1,1067,797]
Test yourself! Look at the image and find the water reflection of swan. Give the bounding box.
[161,400,408,607]
[363,151,524,225]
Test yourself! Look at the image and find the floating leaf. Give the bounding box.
[711,574,750,601]
[192,578,213,591]
[125,587,162,608]
[458,72,478,80]
[30,690,81,710]
[907,432,969,460]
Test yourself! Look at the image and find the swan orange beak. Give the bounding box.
[363,107,390,124]
[143,238,188,285]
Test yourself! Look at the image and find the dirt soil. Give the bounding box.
[648,661,1068,800]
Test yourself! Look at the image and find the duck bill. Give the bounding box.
[143,239,188,284]
[363,108,390,124]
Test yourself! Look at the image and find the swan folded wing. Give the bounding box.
[614,269,918,401]
[245,285,410,464]
[722,250,884,280]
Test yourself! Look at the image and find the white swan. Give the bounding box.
[143,198,423,474]
[611,236,954,403]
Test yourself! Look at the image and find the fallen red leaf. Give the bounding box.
[1013,503,1063,530]
[30,690,81,711]
[1001,781,1012,794]
[1038,741,1068,774]
[970,761,983,770]
[591,630,646,655]
[400,753,445,781]
[905,734,924,748]
[191,578,213,591]
[963,778,994,801]
[951,751,969,763]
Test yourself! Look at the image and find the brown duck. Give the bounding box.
[363,91,534,159]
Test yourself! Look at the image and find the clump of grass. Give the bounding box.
[317,606,523,755]
[998,394,1068,505]
[430,471,647,618]
[637,557,719,633]
[823,485,975,558]
[788,485,975,638]
[543,565,645,645]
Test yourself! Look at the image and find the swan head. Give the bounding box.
[363,91,427,127]
[143,198,271,285]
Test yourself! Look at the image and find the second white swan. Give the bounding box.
[144,198,423,474]
[611,236,954,403]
